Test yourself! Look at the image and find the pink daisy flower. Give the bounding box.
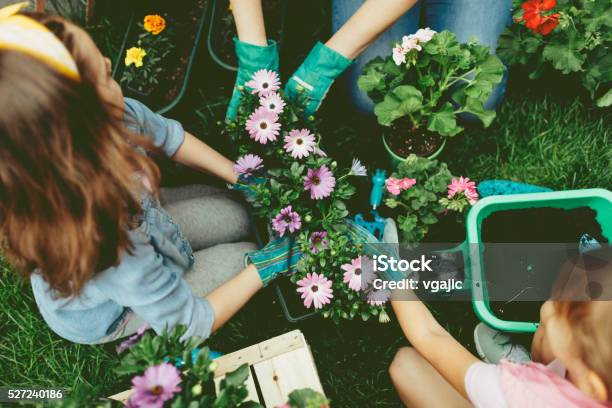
[284,128,316,159]
[342,256,375,291]
[233,154,264,177]
[448,176,479,204]
[313,146,328,157]
[245,69,280,96]
[399,177,416,190]
[309,231,329,254]
[304,165,336,200]
[129,363,182,408]
[259,92,286,114]
[367,288,391,306]
[272,205,302,237]
[245,107,281,144]
[116,324,150,354]
[296,272,333,309]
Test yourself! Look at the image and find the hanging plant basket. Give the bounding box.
[207,0,287,71]
[113,0,210,114]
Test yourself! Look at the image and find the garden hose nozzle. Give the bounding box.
[370,169,387,210]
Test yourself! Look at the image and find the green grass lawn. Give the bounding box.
[0,1,610,407]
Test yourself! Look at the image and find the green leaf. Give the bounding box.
[542,42,585,74]
[475,55,505,85]
[224,364,250,387]
[358,68,385,92]
[427,103,463,136]
[373,94,402,126]
[596,88,612,107]
[463,98,497,127]
[392,85,423,113]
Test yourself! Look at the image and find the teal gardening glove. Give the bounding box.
[247,237,303,287]
[285,42,353,116]
[226,38,279,121]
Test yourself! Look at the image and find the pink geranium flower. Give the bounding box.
[259,92,286,114]
[401,35,422,52]
[399,177,416,190]
[296,272,333,309]
[342,256,375,291]
[392,43,407,65]
[272,205,302,237]
[284,128,316,159]
[386,177,417,196]
[245,69,280,96]
[412,27,436,43]
[129,363,182,408]
[309,231,329,254]
[304,165,336,200]
[245,107,281,144]
[233,154,264,177]
[448,176,479,204]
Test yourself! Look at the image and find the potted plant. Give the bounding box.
[113,0,209,114]
[383,154,478,244]
[225,71,394,324]
[358,29,505,167]
[497,0,611,107]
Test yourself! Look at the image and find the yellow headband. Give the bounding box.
[0,2,80,80]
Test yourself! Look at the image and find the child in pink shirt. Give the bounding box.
[389,246,612,407]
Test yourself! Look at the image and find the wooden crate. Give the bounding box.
[109,330,324,407]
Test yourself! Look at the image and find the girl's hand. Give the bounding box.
[226,39,279,121]
[285,42,353,116]
[247,237,302,287]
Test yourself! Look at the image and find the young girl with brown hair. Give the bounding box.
[0,3,299,344]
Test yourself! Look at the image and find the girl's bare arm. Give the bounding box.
[326,0,418,58]
[230,0,267,46]
[391,292,479,398]
[172,131,237,184]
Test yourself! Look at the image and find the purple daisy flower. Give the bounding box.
[284,128,316,159]
[116,324,150,354]
[233,154,264,177]
[304,165,336,200]
[272,205,302,237]
[309,231,329,254]
[129,363,182,408]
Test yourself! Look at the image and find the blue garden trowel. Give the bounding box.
[353,169,388,240]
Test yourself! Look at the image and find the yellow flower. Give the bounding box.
[125,47,146,68]
[144,14,166,35]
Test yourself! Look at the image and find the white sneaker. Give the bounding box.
[473,323,531,364]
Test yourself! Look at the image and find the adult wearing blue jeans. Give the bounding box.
[227,0,510,119]
[332,0,512,114]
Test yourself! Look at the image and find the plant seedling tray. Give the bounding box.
[464,188,612,333]
[112,0,209,114]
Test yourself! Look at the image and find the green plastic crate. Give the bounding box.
[464,188,612,333]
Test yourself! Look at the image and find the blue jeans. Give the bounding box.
[332,0,512,114]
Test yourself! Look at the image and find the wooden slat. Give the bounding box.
[252,346,324,407]
[108,389,131,404]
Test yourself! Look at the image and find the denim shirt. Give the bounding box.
[30,98,215,344]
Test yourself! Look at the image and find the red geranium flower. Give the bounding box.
[518,0,560,35]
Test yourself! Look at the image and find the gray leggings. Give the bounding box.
[110,184,257,340]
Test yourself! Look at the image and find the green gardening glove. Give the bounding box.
[285,42,353,116]
[226,38,279,121]
[229,174,266,204]
[247,237,303,287]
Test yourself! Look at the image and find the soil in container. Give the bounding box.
[210,0,284,69]
[482,207,607,323]
[117,0,207,112]
[386,125,444,158]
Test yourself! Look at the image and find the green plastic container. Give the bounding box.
[382,134,446,169]
[463,188,612,333]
